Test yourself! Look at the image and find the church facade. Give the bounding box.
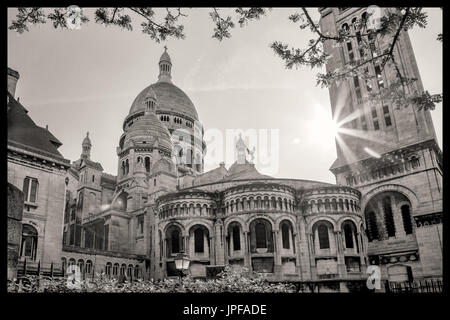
[8,7,442,291]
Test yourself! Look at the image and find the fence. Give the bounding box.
[385,279,443,293]
[16,259,143,282]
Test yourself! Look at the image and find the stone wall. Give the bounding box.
[7,183,24,281]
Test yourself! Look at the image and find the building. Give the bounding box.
[7,67,71,271]
[318,7,443,282]
[58,48,370,291]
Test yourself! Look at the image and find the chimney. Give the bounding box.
[8,67,20,98]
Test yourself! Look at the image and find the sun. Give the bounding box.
[305,104,340,145]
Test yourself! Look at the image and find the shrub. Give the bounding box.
[8,266,296,293]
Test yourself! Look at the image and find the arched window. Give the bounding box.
[105,262,112,276]
[20,224,38,260]
[343,224,354,248]
[23,177,39,203]
[318,224,330,249]
[401,205,413,235]
[366,211,379,241]
[120,264,126,276]
[127,264,133,277]
[68,258,76,267]
[167,226,182,255]
[255,222,267,249]
[145,157,151,173]
[85,260,93,274]
[281,223,291,249]
[194,228,204,253]
[232,225,240,251]
[125,159,129,175]
[113,263,119,276]
[383,197,396,237]
[77,259,84,273]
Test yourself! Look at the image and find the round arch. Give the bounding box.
[360,184,419,214]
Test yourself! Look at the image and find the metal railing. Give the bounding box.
[385,279,443,293]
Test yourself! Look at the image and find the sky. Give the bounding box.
[7,7,442,184]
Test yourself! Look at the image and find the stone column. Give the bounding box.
[214,221,224,265]
[273,230,282,275]
[335,231,346,278]
[243,232,251,269]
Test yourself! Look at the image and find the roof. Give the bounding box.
[37,126,63,148]
[80,158,104,171]
[224,161,272,181]
[159,50,171,63]
[7,92,68,163]
[129,81,198,120]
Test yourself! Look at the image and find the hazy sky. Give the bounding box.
[7,8,442,184]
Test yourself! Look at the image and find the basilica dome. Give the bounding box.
[128,48,199,121]
[129,81,199,121]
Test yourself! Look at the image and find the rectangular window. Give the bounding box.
[137,215,144,234]
[360,115,368,131]
[374,120,380,130]
[375,65,384,89]
[383,105,392,126]
[371,107,379,130]
[23,177,38,203]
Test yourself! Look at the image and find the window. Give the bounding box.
[137,215,144,234]
[120,264,126,276]
[353,76,362,103]
[255,223,267,249]
[127,264,133,277]
[232,225,241,251]
[366,211,379,241]
[92,175,95,182]
[281,223,290,249]
[383,105,392,127]
[371,107,379,130]
[347,41,354,61]
[145,157,151,173]
[375,65,384,89]
[318,224,330,249]
[85,260,92,274]
[171,229,181,254]
[113,263,119,276]
[20,224,38,260]
[77,259,84,273]
[401,205,413,235]
[194,228,204,253]
[106,262,112,276]
[360,115,368,131]
[23,177,38,203]
[383,197,396,237]
[343,224,354,248]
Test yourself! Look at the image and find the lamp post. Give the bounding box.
[174,252,190,282]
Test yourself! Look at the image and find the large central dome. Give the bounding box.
[128,48,199,121]
[129,82,198,120]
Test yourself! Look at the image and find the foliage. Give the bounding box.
[7,266,297,293]
[9,7,442,110]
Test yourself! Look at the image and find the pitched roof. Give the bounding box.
[7,92,68,163]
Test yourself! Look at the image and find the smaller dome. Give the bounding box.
[82,132,91,146]
[123,111,173,153]
[160,47,171,63]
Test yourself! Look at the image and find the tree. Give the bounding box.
[9,7,442,110]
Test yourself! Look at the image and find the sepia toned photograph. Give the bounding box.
[7,7,443,296]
